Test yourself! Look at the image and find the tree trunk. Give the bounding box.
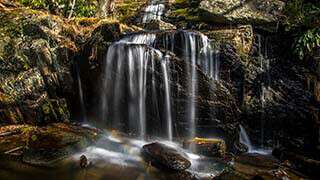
[98,0,109,17]
[98,0,115,17]
[68,0,77,19]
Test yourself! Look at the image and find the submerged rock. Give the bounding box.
[183,137,226,157]
[141,142,191,171]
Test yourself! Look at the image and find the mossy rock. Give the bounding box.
[199,0,285,25]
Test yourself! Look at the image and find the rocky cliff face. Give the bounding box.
[0,5,139,125]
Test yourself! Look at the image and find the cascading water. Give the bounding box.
[142,0,165,23]
[100,30,220,141]
[239,125,253,152]
[75,64,87,122]
[161,55,173,140]
[101,43,155,139]
[239,124,272,155]
[257,34,272,148]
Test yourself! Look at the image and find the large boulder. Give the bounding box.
[199,0,285,24]
[141,142,191,171]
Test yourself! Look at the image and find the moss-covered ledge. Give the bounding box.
[0,123,101,166]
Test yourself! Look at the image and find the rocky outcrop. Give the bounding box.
[199,0,285,24]
[0,8,79,125]
[0,6,138,125]
[219,32,320,155]
[141,142,191,171]
[0,123,100,165]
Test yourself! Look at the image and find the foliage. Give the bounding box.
[283,0,320,59]
[17,0,98,18]
[294,28,320,59]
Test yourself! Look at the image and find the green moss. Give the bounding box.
[173,8,189,16]
[114,0,148,23]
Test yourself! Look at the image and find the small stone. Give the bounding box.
[80,155,88,168]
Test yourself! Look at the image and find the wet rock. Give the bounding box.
[80,155,88,168]
[199,0,285,25]
[183,137,226,158]
[141,142,191,171]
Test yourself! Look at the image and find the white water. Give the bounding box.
[161,55,173,140]
[101,30,219,141]
[239,124,272,155]
[142,0,165,23]
[101,43,152,138]
[184,33,197,139]
[72,133,226,178]
[239,124,253,152]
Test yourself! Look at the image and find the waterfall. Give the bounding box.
[161,55,173,140]
[101,43,155,138]
[100,30,219,141]
[142,0,165,23]
[76,64,87,122]
[257,34,272,147]
[184,33,197,139]
[239,124,272,155]
[239,125,253,152]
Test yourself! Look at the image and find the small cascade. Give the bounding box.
[76,64,87,122]
[239,124,272,155]
[239,125,253,152]
[142,0,165,23]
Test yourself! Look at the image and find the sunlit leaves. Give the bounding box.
[17,0,99,18]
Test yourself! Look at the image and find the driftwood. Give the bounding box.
[0,130,20,137]
[4,146,24,154]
